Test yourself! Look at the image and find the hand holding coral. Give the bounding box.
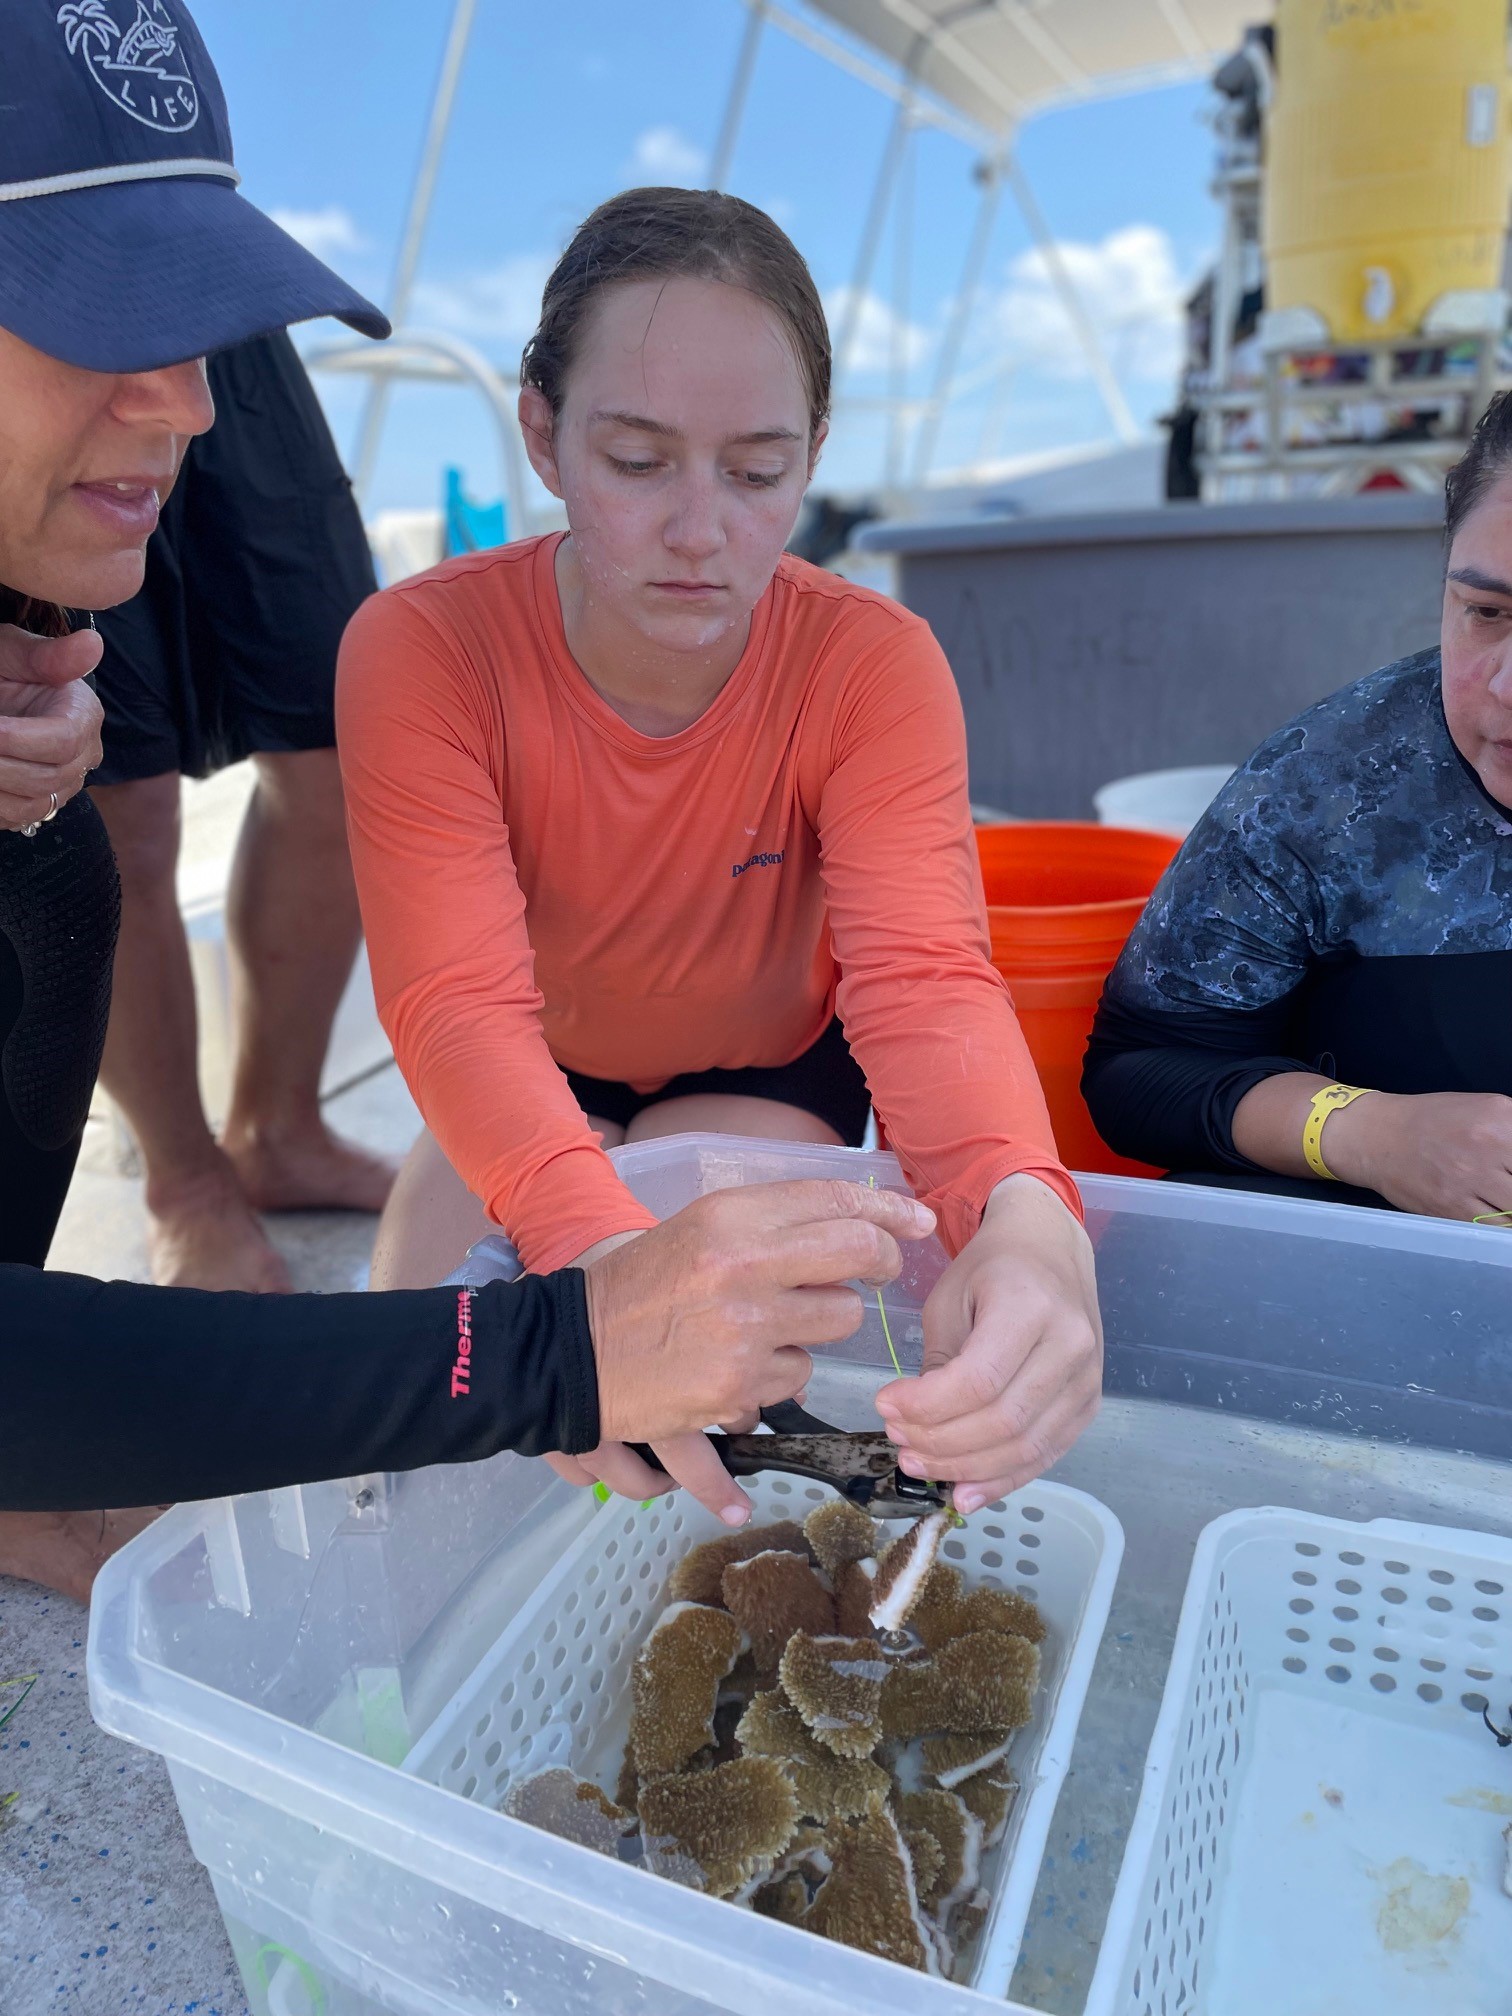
[874,1174,1102,1514]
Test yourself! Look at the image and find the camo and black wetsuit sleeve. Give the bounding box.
[0,1264,598,1509]
[1082,651,1512,1173]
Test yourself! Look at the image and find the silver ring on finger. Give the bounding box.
[42,791,59,823]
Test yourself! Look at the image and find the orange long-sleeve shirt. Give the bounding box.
[336,534,1079,1272]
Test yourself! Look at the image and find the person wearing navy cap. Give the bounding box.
[0,0,935,1600]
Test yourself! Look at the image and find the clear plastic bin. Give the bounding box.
[87,1140,1512,2016]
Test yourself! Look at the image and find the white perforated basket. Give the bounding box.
[403,1470,1122,1998]
[1087,1508,1512,2016]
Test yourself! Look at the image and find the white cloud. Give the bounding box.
[824,286,932,377]
[626,124,708,186]
[269,205,368,264]
[410,252,558,344]
[989,224,1186,385]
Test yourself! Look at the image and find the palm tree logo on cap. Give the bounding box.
[56,0,199,134]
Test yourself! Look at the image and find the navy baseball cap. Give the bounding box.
[0,0,390,371]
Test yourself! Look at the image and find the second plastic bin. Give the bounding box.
[975,822,1179,1179]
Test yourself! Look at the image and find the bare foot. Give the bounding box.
[0,1507,167,1604]
[223,1119,401,1217]
[147,1162,292,1292]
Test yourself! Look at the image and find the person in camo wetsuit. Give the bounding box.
[0,0,932,1604]
[1084,393,1512,1224]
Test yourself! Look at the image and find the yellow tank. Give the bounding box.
[1264,0,1512,343]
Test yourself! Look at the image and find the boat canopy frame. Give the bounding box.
[325,0,1262,516]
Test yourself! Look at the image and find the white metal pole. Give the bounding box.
[709,0,768,190]
[910,151,1007,486]
[832,71,920,388]
[352,0,480,504]
[884,121,916,490]
[1003,152,1140,445]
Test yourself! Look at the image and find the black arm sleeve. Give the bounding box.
[0,1267,599,1511]
[1082,983,1312,1171]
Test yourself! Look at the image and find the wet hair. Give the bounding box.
[1444,391,1512,549]
[521,187,831,439]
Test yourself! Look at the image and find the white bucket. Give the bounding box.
[1092,764,1236,837]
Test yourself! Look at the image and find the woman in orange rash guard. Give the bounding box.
[337,188,1102,1522]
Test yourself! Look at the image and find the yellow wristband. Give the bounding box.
[1302,1083,1371,1182]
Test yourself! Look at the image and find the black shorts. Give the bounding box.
[563,1017,872,1146]
[92,331,376,784]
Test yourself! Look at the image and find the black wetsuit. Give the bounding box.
[1,795,599,1509]
[1083,651,1512,1202]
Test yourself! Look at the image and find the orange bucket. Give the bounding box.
[975,822,1180,1179]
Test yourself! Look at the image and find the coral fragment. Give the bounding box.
[804,1810,939,1975]
[502,1769,635,1856]
[722,1551,834,1677]
[804,1498,880,1574]
[639,1757,799,1896]
[668,1521,810,1606]
[779,1632,889,1759]
[629,1602,744,1777]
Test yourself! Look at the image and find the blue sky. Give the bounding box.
[195,0,1220,517]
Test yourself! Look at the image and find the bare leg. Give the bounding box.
[625,1093,842,1147]
[0,1507,166,1606]
[370,1118,626,1290]
[91,773,290,1291]
[220,748,399,1215]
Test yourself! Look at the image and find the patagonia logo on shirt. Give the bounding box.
[732,849,785,880]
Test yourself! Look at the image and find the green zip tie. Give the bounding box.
[594,1481,657,1509]
[875,1284,904,1379]
[868,1175,905,1376]
[1473,1211,1512,1227]
[0,1675,37,1735]
[253,1942,327,2016]
[870,1176,963,1523]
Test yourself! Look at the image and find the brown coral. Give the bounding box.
[869,1512,952,1635]
[901,1825,945,1898]
[668,1522,810,1607]
[639,1757,799,1896]
[502,1769,635,1856]
[722,1551,834,1677]
[881,1630,1040,1741]
[895,1787,983,1916]
[750,1867,811,1924]
[958,1763,1018,1846]
[803,1498,880,1575]
[779,1632,890,1759]
[921,1730,1016,1790]
[961,1586,1046,1645]
[910,1562,968,1649]
[805,1810,939,1975]
[911,1564,1046,1652]
[629,1602,744,1777]
[831,1559,880,1639]
[735,1690,890,1823]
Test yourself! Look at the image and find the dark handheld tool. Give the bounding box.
[627,1399,946,1520]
